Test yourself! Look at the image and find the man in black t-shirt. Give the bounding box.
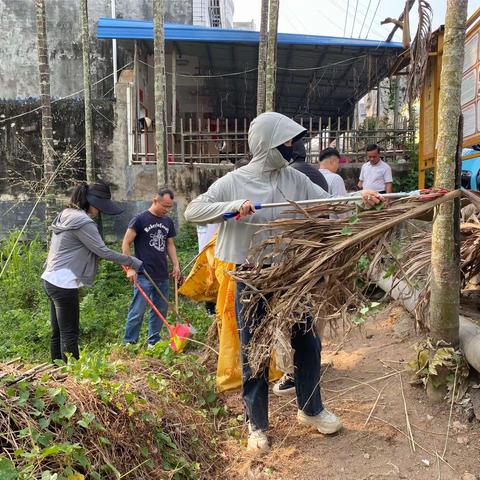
[123,188,180,347]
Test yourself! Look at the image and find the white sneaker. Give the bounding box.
[247,425,270,452]
[297,408,342,434]
[273,373,296,397]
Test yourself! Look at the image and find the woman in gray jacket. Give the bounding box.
[42,182,142,362]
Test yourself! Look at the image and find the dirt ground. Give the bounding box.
[220,304,480,480]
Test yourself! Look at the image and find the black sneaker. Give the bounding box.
[273,374,296,397]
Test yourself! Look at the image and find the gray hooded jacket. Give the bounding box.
[43,208,142,287]
[184,112,330,264]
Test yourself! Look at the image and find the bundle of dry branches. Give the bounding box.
[233,191,460,375]
[371,205,480,328]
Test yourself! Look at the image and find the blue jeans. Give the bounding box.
[235,280,323,432]
[124,275,169,345]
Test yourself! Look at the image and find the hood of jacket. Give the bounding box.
[245,112,306,175]
[50,208,94,234]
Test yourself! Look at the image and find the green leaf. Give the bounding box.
[31,398,45,411]
[59,404,77,420]
[352,316,365,325]
[37,432,54,448]
[99,436,111,446]
[359,307,369,315]
[41,472,58,480]
[40,445,62,458]
[383,265,397,279]
[340,226,352,236]
[77,412,95,428]
[103,463,121,479]
[48,388,66,406]
[39,416,51,429]
[206,391,216,403]
[370,302,381,309]
[372,201,384,210]
[0,457,19,480]
[348,215,359,224]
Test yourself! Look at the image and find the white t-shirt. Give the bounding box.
[319,169,347,197]
[41,268,83,289]
[196,224,219,252]
[359,160,393,192]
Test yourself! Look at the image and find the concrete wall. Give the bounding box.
[0,163,232,240]
[0,161,412,240]
[0,0,195,100]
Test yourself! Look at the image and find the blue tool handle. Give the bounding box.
[223,203,262,220]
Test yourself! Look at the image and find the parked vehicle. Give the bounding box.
[461,148,480,190]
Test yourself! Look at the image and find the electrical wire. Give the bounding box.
[358,0,372,38]
[365,0,381,39]
[343,0,350,37]
[278,54,367,72]
[138,59,257,78]
[350,0,360,37]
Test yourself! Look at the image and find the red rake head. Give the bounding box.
[169,323,194,353]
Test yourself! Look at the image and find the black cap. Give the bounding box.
[86,182,124,215]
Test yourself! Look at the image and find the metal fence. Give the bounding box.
[131,116,414,165]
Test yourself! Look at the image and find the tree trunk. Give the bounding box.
[80,0,95,183]
[265,0,279,112]
[256,0,269,115]
[429,0,468,345]
[35,0,55,225]
[153,0,168,187]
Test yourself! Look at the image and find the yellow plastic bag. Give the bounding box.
[180,236,281,392]
[214,260,282,392]
[179,234,218,302]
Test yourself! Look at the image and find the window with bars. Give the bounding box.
[209,0,221,27]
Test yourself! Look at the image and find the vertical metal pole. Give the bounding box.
[180,117,185,163]
[111,0,117,90]
[134,41,139,164]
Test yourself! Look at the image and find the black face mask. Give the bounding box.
[276,144,293,161]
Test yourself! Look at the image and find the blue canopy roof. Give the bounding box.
[97,17,403,49]
[96,18,404,118]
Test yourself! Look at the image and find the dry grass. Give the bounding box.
[0,351,227,479]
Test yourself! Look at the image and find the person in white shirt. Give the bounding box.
[358,144,393,194]
[319,148,347,196]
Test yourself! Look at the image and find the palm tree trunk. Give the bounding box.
[80,0,95,183]
[265,0,279,112]
[35,0,55,225]
[256,0,269,115]
[153,0,168,187]
[429,0,468,344]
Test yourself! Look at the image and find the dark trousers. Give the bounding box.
[43,280,80,362]
[235,280,324,431]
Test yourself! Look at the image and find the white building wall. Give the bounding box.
[192,0,210,26]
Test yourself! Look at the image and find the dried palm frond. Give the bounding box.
[233,191,460,376]
[407,0,433,101]
[371,201,480,329]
